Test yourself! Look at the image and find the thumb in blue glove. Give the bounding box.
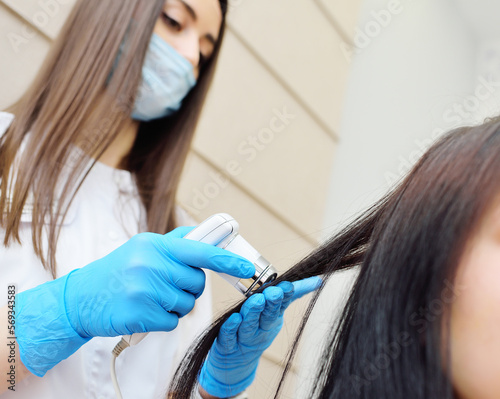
[198,276,322,398]
[14,227,255,377]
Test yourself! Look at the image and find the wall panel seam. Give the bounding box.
[188,149,320,247]
[0,2,53,42]
[312,0,355,45]
[225,24,340,144]
[262,351,299,374]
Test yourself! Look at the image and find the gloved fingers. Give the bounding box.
[170,266,207,299]
[260,287,284,331]
[276,281,294,316]
[164,237,255,279]
[290,276,323,302]
[168,226,196,238]
[156,284,196,317]
[217,313,243,353]
[137,310,179,332]
[277,277,322,316]
[238,294,265,342]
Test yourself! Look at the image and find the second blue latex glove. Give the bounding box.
[15,227,255,377]
[198,276,322,398]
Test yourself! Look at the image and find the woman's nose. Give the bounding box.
[175,33,200,78]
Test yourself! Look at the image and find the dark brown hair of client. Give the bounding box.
[168,118,500,399]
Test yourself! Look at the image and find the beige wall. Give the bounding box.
[0,0,361,397]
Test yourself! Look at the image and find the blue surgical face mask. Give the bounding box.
[131,33,197,122]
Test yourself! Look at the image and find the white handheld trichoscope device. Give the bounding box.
[111,213,278,398]
[183,213,278,295]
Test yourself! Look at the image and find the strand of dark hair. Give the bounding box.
[168,120,500,398]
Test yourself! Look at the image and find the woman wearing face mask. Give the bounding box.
[0,1,319,398]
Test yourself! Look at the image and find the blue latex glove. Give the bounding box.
[15,227,255,377]
[198,276,322,397]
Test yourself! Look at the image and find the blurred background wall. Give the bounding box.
[299,0,500,396]
[0,0,361,397]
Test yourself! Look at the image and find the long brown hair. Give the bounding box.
[0,0,227,278]
[168,119,500,398]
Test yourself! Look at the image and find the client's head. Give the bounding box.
[308,119,500,399]
[168,118,500,399]
[447,153,500,398]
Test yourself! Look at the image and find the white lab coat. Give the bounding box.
[0,112,213,399]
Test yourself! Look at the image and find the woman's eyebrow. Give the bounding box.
[177,0,217,46]
[177,0,197,21]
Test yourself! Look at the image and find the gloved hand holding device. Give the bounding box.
[14,227,255,377]
[199,276,322,398]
